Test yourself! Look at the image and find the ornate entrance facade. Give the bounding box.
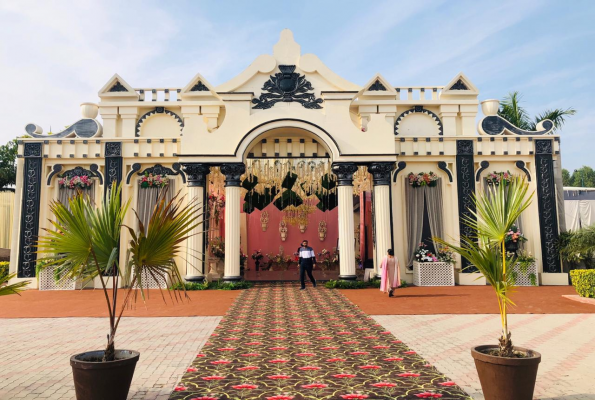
[9,30,568,287]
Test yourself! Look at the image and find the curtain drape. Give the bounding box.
[0,191,14,248]
[424,179,444,252]
[137,180,175,232]
[405,179,426,266]
[58,184,96,211]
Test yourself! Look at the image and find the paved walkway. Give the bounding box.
[375,314,595,400]
[0,317,220,399]
[171,283,470,399]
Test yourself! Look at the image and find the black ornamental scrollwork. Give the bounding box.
[252,65,323,110]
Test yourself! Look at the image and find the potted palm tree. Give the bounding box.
[36,184,200,400]
[435,177,541,400]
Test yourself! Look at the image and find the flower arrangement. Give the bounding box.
[209,237,225,261]
[486,170,513,186]
[505,225,526,243]
[58,175,93,189]
[240,250,248,269]
[317,248,338,270]
[140,173,169,188]
[355,254,363,269]
[407,172,439,188]
[251,249,264,271]
[266,252,293,270]
[413,243,438,262]
[436,246,456,264]
[208,193,225,225]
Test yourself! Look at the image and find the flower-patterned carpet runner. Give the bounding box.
[170,283,470,399]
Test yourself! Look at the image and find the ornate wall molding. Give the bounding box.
[515,161,531,182]
[456,140,476,272]
[368,162,394,186]
[438,161,453,182]
[220,163,246,187]
[392,161,407,182]
[449,79,469,90]
[331,162,358,186]
[18,143,43,278]
[135,107,184,137]
[190,81,209,91]
[48,164,103,185]
[535,139,561,273]
[252,65,323,110]
[479,115,554,136]
[126,163,186,184]
[182,163,211,187]
[475,161,490,182]
[25,119,102,139]
[368,80,387,91]
[394,106,443,136]
[104,142,122,196]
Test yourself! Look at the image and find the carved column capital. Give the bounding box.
[220,163,246,187]
[368,162,395,186]
[331,162,358,186]
[182,163,211,187]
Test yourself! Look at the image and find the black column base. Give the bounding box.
[184,275,205,283]
[222,275,242,282]
[339,275,357,281]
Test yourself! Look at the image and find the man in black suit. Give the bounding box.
[297,240,317,290]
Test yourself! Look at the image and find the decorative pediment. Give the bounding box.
[47,164,103,185]
[98,74,139,100]
[441,72,479,97]
[362,74,396,95]
[252,65,323,110]
[180,73,220,100]
[25,103,103,139]
[395,106,443,136]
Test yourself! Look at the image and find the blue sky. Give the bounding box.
[1,0,593,171]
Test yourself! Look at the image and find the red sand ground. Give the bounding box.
[0,289,240,318]
[1,286,592,318]
[340,285,595,314]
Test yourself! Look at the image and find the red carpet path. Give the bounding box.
[170,283,470,400]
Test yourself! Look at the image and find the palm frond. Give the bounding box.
[498,92,532,130]
[0,272,30,296]
[531,108,577,132]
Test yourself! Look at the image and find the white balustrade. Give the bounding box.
[134,88,182,102]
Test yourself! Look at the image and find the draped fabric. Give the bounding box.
[137,180,175,232]
[425,179,444,252]
[565,200,595,230]
[0,191,14,248]
[57,184,96,211]
[405,180,425,266]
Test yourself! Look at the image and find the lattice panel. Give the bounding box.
[511,262,538,286]
[39,266,83,291]
[413,261,455,286]
[135,269,169,289]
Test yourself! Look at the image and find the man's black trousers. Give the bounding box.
[299,263,316,288]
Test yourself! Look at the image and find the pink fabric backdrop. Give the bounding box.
[243,202,339,269]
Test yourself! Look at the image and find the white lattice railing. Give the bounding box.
[39,265,84,291]
[394,86,444,101]
[134,88,182,102]
[413,261,455,286]
[511,262,539,286]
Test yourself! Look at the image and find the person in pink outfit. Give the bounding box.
[379,249,400,297]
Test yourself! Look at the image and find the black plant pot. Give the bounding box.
[70,350,140,400]
[505,241,519,253]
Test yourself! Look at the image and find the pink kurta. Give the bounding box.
[380,255,400,293]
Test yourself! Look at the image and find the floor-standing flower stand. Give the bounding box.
[511,262,539,286]
[413,261,455,286]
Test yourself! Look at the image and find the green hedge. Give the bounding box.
[325,279,409,289]
[570,269,595,298]
[171,280,253,291]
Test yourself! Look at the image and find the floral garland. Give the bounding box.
[486,170,513,186]
[208,193,225,226]
[140,173,169,188]
[407,172,439,188]
[58,175,94,189]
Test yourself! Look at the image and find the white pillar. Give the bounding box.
[332,162,358,281]
[182,163,210,282]
[220,163,245,282]
[369,162,394,278]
